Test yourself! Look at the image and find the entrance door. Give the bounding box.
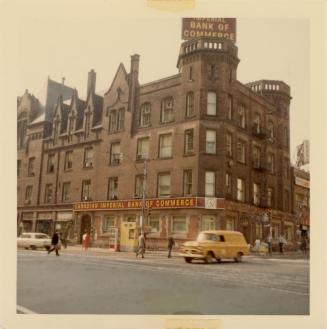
[80,215,91,243]
[120,216,137,251]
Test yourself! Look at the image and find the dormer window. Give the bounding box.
[161,97,174,123]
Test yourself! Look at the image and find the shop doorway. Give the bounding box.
[80,214,91,243]
[120,216,137,252]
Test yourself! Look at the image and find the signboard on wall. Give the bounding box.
[182,18,236,42]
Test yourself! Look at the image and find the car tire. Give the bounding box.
[205,252,214,264]
[234,252,243,262]
[30,245,37,250]
[184,257,192,263]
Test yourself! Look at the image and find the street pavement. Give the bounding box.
[17,247,309,315]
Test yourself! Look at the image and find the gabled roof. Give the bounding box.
[104,63,128,96]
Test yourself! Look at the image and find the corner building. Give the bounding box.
[17,32,297,251]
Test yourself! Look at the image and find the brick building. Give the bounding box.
[17,32,301,251]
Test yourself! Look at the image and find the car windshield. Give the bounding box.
[35,234,48,239]
[197,233,217,241]
[20,234,31,238]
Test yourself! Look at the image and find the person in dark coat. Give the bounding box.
[48,230,60,256]
[168,236,175,258]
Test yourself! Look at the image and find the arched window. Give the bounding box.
[140,103,151,127]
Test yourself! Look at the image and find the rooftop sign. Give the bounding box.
[182,18,236,42]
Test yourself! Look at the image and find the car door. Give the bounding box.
[215,235,226,259]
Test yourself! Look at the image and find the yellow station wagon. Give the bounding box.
[179,230,250,264]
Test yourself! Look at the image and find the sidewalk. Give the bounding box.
[62,245,309,260]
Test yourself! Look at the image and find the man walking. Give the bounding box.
[48,230,60,256]
[136,233,145,258]
[168,236,175,258]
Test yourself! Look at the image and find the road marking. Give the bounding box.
[17,304,37,314]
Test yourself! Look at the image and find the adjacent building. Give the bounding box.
[17,24,305,251]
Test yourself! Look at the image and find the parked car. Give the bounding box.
[17,232,52,250]
[179,230,250,263]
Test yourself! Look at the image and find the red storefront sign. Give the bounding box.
[73,197,225,211]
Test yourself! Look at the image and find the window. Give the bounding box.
[110,142,121,165]
[117,109,125,131]
[238,104,246,128]
[237,178,245,202]
[161,97,174,123]
[237,140,246,164]
[140,103,151,127]
[149,216,160,233]
[172,216,187,233]
[28,157,35,176]
[283,127,289,147]
[135,174,145,198]
[205,171,215,196]
[225,173,232,194]
[206,130,216,154]
[207,91,216,115]
[102,216,115,232]
[136,137,149,160]
[284,190,289,212]
[267,153,275,173]
[255,223,263,239]
[267,121,274,139]
[64,151,73,170]
[47,154,55,173]
[226,218,235,231]
[85,113,91,138]
[68,116,75,142]
[253,183,260,205]
[62,182,71,202]
[253,113,261,133]
[186,92,195,117]
[226,133,232,157]
[283,158,289,178]
[157,173,171,197]
[284,224,294,241]
[183,170,192,196]
[44,184,53,203]
[81,180,91,201]
[25,185,33,202]
[184,129,194,155]
[159,134,172,158]
[189,66,193,80]
[84,147,93,168]
[267,187,274,207]
[17,160,21,177]
[108,177,118,200]
[227,95,233,120]
[53,120,59,145]
[109,110,117,132]
[253,146,261,168]
[202,215,216,231]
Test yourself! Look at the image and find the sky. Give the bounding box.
[16,16,309,164]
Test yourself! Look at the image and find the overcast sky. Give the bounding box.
[16,16,309,164]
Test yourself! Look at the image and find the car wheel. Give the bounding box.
[30,245,37,250]
[234,252,243,262]
[184,257,192,263]
[205,252,214,264]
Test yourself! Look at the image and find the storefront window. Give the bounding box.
[103,216,115,233]
[202,215,216,231]
[172,216,187,233]
[149,216,160,233]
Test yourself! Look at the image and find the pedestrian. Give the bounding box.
[82,231,90,251]
[267,234,273,256]
[168,236,175,258]
[278,235,285,254]
[301,236,307,254]
[136,233,145,258]
[48,230,60,256]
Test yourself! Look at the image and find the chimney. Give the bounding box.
[87,69,96,96]
[128,54,140,113]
